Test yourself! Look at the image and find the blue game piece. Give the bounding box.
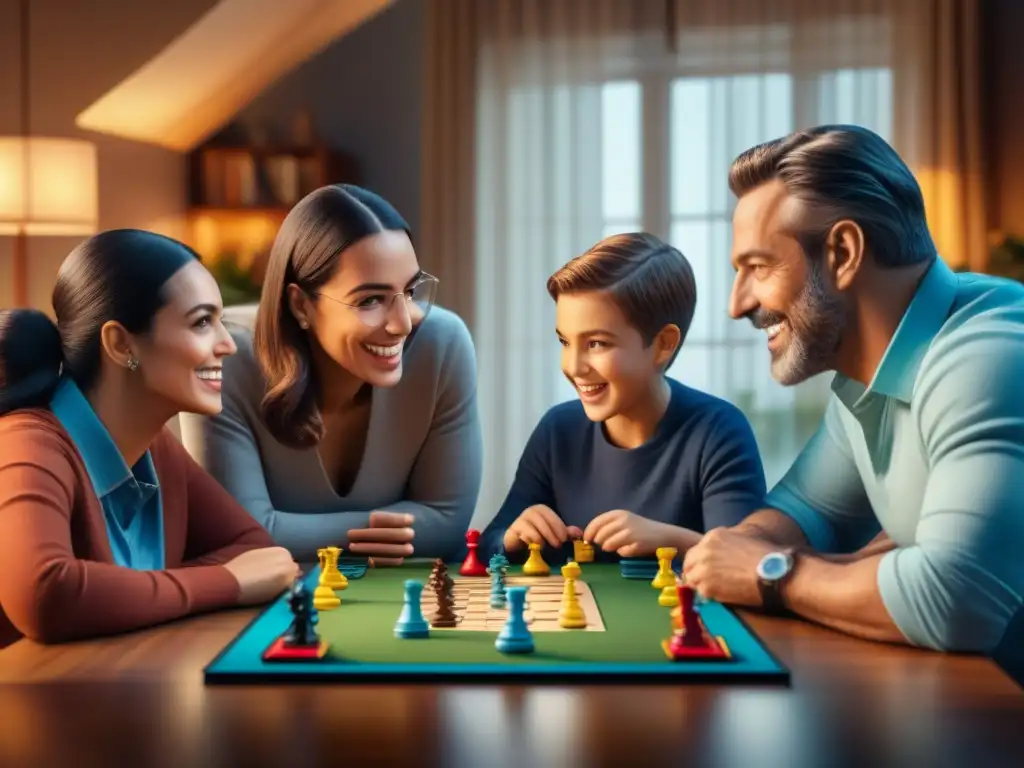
[488,553,509,608]
[394,579,430,638]
[495,585,533,653]
[489,577,507,608]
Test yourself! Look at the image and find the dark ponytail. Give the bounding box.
[0,309,64,415]
[0,229,199,419]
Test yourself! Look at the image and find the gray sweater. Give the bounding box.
[179,306,482,562]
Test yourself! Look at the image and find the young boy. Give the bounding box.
[478,232,766,563]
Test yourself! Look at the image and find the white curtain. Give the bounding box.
[420,0,987,526]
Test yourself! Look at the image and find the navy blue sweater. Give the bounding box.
[478,377,766,563]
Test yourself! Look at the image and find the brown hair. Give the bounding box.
[254,184,410,449]
[728,124,936,268]
[546,232,696,369]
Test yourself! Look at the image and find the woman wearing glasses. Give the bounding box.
[180,184,482,563]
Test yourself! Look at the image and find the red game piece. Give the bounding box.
[662,582,730,661]
[263,636,329,662]
[459,528,488,576]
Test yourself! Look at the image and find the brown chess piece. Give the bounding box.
[430,578,458,627]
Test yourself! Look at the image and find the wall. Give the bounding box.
[989,0,1024,236]
[229,0,425,234]
[0,0,216,311]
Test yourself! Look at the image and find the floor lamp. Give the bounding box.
[0,0,98,307]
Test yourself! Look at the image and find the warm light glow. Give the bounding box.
[0,137,98,236]
[188,209,284,267]
[74,0,393,151]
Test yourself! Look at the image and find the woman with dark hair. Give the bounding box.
[180,184,482,563]
[0,229,299,647]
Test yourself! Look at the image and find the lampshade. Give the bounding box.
[0,137,98,236]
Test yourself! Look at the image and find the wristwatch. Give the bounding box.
[756,548,796,614]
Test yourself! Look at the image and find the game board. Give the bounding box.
[203,552,790,685]
[423,574,607,632]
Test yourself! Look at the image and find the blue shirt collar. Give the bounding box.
[50,378,159,499]
[832,257,960,407]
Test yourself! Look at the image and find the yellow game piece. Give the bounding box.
[573,538,594,563]
[522,542,550,576]
[659,584,678,606]
[558,561,587,628]
[651,547,677,589]
[313,583,340,610]
[318,546,348,591]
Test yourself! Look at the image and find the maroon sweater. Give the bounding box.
[0,409,275,647]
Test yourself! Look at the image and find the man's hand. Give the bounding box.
[347,511,415,566]
[682,528,779,607]
[583,510,686,558]
[502,505,582,552]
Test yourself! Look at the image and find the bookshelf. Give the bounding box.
[185,143,359,303]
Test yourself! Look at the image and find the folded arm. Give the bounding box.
[165,432,276,567]
[865,331,1024,652]
[0,428,240,644]
[769,331,1024,652]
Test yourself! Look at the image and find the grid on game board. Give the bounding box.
[420,575,607,632]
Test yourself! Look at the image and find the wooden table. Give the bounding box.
[0,609,1020,767]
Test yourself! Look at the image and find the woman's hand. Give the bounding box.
[346,511,415,566]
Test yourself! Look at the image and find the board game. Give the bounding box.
[203,538,790,685]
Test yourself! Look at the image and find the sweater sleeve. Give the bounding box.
[157,432,277,567]
[697,404,768,530]
[478,414,557,562]
[0,425,243,644]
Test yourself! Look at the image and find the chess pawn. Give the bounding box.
[558,561,586,629]
[658,584,679,606]
[651,546,677,589]
[313,583,341,611]
[395,579,430,638]
[495,586,534,653]
[522,542,550,576]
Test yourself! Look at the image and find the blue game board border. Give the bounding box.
[202,566,792,686]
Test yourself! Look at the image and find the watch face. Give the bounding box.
[757,552,790,581]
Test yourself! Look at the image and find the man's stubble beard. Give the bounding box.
[771,259,847,386]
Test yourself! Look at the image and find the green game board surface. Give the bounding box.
[203,562,790,684]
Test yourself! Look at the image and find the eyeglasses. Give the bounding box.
[314,274,439,328]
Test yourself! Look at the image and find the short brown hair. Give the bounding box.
[546,232,696,368]
[728,124,936,268]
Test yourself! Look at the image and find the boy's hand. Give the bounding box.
[583,510,672,558]
[503,504,583,552]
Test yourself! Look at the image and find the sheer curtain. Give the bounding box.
[419,0,987,525]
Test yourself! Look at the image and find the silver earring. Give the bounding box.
[127,356,139,372]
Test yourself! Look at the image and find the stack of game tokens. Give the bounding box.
[619,557,661,579]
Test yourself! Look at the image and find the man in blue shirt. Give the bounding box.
[683,125,1024,673]
[478,232,766,564]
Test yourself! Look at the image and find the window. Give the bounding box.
[601,80,643,238]
[577,68,893,482]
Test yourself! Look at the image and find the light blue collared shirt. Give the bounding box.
[767,257,1024,658]
[50,378,166,570]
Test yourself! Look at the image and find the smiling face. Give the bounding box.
[291,230,432,389]
[729,180,847,385]
[130,260,237,415]
[556,290,673,422]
